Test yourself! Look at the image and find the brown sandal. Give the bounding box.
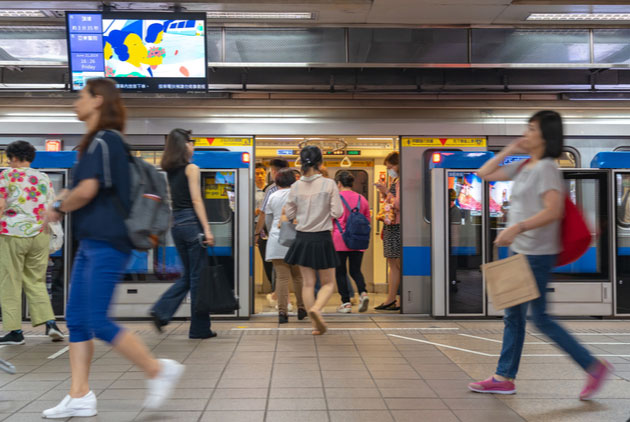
[308,310,327,335]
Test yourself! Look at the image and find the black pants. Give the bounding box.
[257,238,274,290]
[335,251,367,304]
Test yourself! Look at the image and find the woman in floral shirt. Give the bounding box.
[0,140,64,345]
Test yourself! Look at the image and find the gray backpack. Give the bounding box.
[93,130,171,251]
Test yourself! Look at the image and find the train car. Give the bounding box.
[1,105,630,318]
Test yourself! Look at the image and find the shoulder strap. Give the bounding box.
[339,194,352,213]
[355,195,361,210]
[92,130,130,219]
[517,158,531,173]
[334,219,344,235]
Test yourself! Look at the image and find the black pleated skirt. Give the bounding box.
[284,231,340,270]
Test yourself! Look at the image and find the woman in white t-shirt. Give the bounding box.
[265,168,305,324]
[469,110,611,400]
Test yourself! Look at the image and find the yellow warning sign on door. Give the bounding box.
[403,138,486,148]
[193,137,253,147]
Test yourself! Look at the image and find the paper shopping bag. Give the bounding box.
[481,254,540,311]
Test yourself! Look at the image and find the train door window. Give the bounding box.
[424,149,461,222]
[556,150,578,168]
[616,173,630,314]
[342,169,369,201]
[553,171,609,280]
[447,171,484,314]
[201,170,237,291]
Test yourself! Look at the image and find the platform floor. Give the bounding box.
[1,317,630,421]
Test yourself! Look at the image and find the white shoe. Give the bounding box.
[42,391,97,419]
[358,293,370,313]
[143,359,185,410]
[337,303,352,313]
[266,293,278,308]
[276,303,294,312]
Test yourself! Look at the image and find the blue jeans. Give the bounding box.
[496,254,596,379]
[151,209,212,338]
[67,240,130,344]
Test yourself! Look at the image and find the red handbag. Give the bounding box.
[557,196,591,266]
[516,160,591,266]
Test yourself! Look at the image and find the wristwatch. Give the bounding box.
[52,200,65,215]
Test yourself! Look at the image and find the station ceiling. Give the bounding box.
[1,0,630,26]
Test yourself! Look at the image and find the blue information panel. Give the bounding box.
[67,13,106,89]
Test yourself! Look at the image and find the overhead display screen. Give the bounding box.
[67,12,207,92]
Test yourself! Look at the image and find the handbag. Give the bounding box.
[516,160,591,267]
[194,248,240,315]
[482,253,540,310]
[278,220,297,247]
[48,221,64,255]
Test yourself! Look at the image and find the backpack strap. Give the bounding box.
[334,219,344,235]
[339,194,352,213]
[91,130,130,219]
[355,195,361,211]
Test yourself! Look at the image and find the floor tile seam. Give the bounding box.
[383,331,458,418]
[197,330,244,422]
[262,329,280,422]
[348,329,395,419]
[313,331,331,421]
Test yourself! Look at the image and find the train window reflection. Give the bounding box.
[617,174,630,228]
[202,171,235,224]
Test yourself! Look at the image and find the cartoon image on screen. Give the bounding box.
[102,19,205,79]
[448,172,482,215]
[489,181,513,218]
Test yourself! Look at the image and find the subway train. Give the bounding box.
[1,102,629,319]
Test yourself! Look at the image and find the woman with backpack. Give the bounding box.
[282,146,344,335]
[151,128,216,338]
[43,78,183,418]
[265,168,306,323]
[469,110,611,399]
[333,171,371,313]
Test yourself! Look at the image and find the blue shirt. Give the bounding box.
[72,130,133,253]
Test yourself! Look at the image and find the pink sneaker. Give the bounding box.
[579,359,613,400]
[468,377,516,395]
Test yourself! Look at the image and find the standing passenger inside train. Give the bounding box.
[0,141,65,345]
[333,171,371,313]
[254,158,289,307]
[282,146,343,335]
[43,78,183,418]
[375,152,401,311]
[469,110,611,399]
[265,168,306,323]
[151,128,217,339]
[254,162,274,297]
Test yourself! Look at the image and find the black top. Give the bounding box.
[72,130,133,253]
[168,165,193,211]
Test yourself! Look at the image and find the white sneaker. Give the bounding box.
[143,359,185,410]
[266,293,278,308]
[337,303,352,313]
[276,303,294,312]
[358,293,370,313]
[42,391,97,419]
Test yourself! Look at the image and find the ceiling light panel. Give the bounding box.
[0,10,46,18]
[527,13,630,21]
[206,12,313,20]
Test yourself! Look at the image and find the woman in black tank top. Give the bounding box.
[150,129,216,339]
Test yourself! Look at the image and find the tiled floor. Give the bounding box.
[1,316,630,421]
